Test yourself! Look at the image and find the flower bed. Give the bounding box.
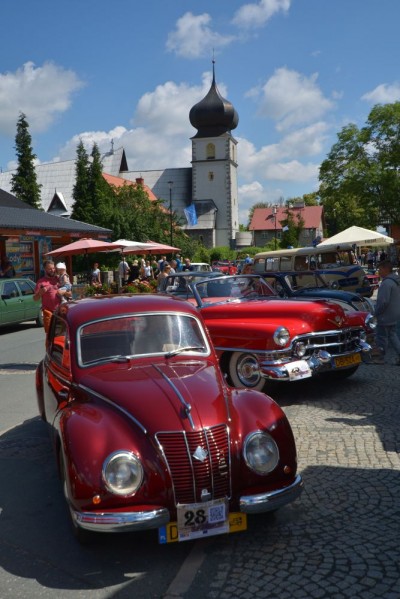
[82,279,157,297]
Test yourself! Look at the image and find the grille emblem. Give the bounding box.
[193,446,208,462]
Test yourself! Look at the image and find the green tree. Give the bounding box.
[279,204,305,248]
[71,140,92,223]
[319,103,400,235]
[11,112,42,208]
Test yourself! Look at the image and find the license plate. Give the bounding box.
[334,353,361,368]
[158,499,247,544]
[286,360,312,381]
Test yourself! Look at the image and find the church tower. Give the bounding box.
[189,62,239,248]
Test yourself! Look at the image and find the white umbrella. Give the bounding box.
[113,239,154,252]
[319,226,393,247]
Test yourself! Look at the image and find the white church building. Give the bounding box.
[0,65,249,249]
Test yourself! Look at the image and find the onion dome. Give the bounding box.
[189,61,239,138]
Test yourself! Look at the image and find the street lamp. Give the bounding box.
[168,180,173,246]
[273,204,279,249]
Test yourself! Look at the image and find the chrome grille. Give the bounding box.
[296,327,363,357]
[156,424,231,505]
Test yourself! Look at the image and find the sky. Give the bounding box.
[1,0,400,225]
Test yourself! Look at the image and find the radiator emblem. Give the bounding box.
[193,446,208,462]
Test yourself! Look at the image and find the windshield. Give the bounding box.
[78,313,209,365]
[192,275,276,303]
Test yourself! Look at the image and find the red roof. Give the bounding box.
[102,173,158,202]
[249,205,324,231]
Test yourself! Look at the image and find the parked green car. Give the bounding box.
[0,277,43,327]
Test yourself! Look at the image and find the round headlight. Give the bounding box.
[102,451,143,496]
[365,314,377,330]
[273,326,290,347]
[244,431,279,475]
[294,341,306,357]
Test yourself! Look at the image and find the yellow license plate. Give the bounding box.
[158,511,247,544]
[334,353,361,368]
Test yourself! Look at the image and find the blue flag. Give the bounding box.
[184,204,198,226]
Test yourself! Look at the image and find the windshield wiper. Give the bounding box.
[165,345,205,358]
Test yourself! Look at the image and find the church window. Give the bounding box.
[206,143,215,159]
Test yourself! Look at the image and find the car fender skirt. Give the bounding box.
[71,507,170,533]
[239,474,303,514]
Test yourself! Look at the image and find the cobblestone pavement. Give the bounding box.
[183,355,400,599]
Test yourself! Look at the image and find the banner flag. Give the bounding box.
[184,204,198,226]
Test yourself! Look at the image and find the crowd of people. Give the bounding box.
[116,254,194,289]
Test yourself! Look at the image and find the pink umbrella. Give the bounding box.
[46,238,123,257]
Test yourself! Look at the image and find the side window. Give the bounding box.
[265,257,280,272]
[280,256,292,271]
[3,281,18,298]
[49,317,70,370]
[294,256,308,271]
[18,280,34,296]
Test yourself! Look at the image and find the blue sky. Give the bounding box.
[1,0,400,224]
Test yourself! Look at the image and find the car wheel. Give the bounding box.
[324,365,359,379]
[36,309,44,327]
[228,352,266,391]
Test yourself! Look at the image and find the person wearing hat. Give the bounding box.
[127,260,140,283]
[56,261,72,303]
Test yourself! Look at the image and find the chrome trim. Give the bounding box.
[152,364,195,429]
[71,507,170,532]
[78,384,147,434]
[240,474,303,514]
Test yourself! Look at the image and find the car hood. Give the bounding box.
[78,359,229,433]
[201,297,352,330]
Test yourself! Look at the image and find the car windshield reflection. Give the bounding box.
[192,275,276,304]
[78,313,209,365]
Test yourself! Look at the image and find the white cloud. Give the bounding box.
[250,67,334,130]
[238,180,285,224]
[232,0,291,29]
[166,12,234,58]
[57,77,218,168]
[361,83,400,104]
[237,122,328,183]
[0,61,83,136]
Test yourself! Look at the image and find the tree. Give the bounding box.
[279,204,305,248]
[319,102,400,235]
[11,112,42,209]
[71,140,92,223]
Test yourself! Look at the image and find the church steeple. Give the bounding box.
[189,61,239,138]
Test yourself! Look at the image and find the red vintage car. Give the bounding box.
[36,295,303,543]
[212,260,237,275]
[188,275,375,391]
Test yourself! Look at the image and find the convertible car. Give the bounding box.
[261,271,374,313]
[36,295,303,542]
[185,274,375,391]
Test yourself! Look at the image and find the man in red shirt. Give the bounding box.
[34,260,65,333]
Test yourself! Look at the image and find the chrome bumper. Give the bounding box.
[71,507,170,533]
[240,474,303,514]
[260,341,372,381]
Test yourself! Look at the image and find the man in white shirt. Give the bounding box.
[118,257,130,288]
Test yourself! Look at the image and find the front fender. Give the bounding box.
[56,401,170,511]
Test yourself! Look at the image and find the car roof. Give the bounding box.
[57,294,200,329]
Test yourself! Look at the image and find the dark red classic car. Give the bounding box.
[36,295,303,543]
[187,275,375,391]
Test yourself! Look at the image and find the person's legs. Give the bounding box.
[387,325,400,362]
[371,324,389,363]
